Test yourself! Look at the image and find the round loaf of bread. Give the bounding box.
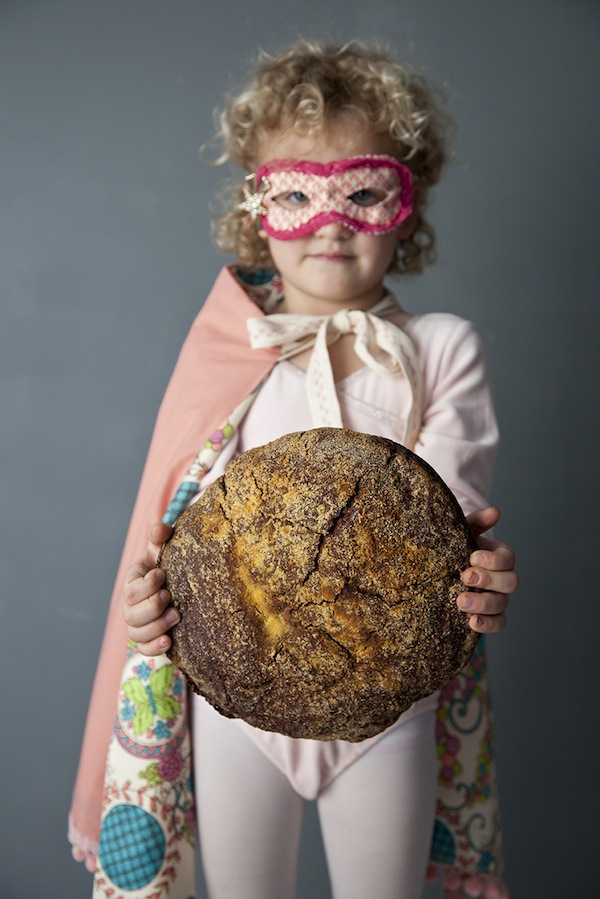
[160,428,478,742]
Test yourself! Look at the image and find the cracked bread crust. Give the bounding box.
[160,428,478,742]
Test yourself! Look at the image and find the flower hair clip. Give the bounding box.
[238,172,270,219]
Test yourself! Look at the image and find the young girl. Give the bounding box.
[69,40,518,899]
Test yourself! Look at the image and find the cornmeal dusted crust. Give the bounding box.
[160,428,478,742]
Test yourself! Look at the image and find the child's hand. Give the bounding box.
[459,507,518,634]
[122,522,180,656]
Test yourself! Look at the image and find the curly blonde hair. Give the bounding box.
[209,39,451,276]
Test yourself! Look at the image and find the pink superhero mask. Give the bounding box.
[239,155,414,240]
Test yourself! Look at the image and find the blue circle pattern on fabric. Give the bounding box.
[431,819,456,865]
[98,804,166,890]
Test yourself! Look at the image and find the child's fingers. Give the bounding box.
[469,540,515,573]
[123,564,166,607]
[458,589,509,634]
[465,506,500,539]
[133,522,174,572]
[128,605,180,655]
[123,523,174,610]
[128,522,174,573]
[133,632,174,658]
[457,590,509,617]
[462,561,519,595]
[466,610,508,635]
[124,584,171,627]
[146,521,174,562]
[121,522,177,656]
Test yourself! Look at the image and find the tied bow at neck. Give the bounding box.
[247,293,422,448]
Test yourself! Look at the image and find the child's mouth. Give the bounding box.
[311,252,354,262]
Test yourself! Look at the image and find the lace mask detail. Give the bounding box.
[239,155,413,239]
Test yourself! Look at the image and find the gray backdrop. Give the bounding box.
[2,1,598,897]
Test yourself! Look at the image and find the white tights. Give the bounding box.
[193,705,437,899]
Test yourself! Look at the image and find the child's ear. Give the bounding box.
[258,227,268,239]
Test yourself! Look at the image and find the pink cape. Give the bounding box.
[69,266,279,849]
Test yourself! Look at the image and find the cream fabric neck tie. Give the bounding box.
[247,293,422,448]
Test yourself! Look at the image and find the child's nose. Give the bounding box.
[314,218,352,239]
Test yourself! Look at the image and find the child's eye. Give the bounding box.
[275,191,310,209]
[348,188,386,207]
